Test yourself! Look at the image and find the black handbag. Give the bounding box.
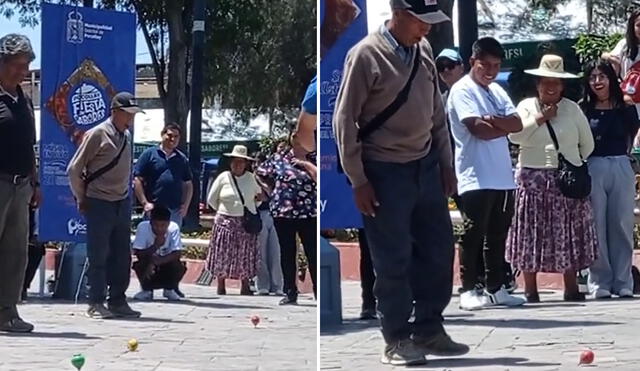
[229,173,262,234]
[546,121,591,199]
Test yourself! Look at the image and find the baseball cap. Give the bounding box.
[110,92,144,114]
[436,48,462,64]
[390,0,450,24]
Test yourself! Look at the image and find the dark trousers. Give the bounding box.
[363,152,454,344]
[274,217,317,298]
[85,197,132,306]
[358,229,375,309]
[459,190,514,293]
[23,242,45,294]
[133,256,186,291]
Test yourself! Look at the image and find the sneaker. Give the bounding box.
[133,290,153,301]
[0,317,34,333]
[174,287,186,298]
[279,295,298,306]
[380,339,426,366]
[274,290,285,296]
[413,332,469,357]
[163,289,181,301]
[486,287,526,307]
[257,289,270,296]
[108,302,141,319]
[359,306,377,320]
[505,278,518,294]
[618,288,634,298]
[459,290,488,311]
[87,304,115,319]
[593,289,612,299]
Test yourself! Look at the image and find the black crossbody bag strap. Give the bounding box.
[356,48,421,141]
[83,136,128,185]
[545,121,560,151]
[229,172,246,206]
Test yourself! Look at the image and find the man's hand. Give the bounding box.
[440,167,457,197]
[179,203,189,217]
[154,233,167,248]
[353,182,379,217]
[30,185,42,208]
[144,202,155,213]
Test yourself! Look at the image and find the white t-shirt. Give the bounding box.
[447,74,517,195]
[132,221,182,257]
[207,171,261,217]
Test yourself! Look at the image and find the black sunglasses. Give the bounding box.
[437,60,461,73]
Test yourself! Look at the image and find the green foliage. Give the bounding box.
[574,33,624,65]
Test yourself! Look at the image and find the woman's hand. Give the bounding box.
[536,103,558,125]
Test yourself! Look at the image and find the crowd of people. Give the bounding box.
[0,30,318,332]
[333,0,640,366]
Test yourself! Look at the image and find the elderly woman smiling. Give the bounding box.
[506,55,598,303]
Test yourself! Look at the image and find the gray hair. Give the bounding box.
[0,34,36,63]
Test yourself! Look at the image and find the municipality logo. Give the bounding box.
[66,10,84,44]
[67,219,87,236]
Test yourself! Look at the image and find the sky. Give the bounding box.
[0,9,152,69]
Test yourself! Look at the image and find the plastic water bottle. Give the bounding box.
[577,269,589,294]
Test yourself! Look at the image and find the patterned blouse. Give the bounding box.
[257,149,317,219]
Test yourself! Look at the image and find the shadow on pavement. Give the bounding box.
[112,316,195,324]
[445,317,621,329]
[164,299,272,310]
[321,318,378,335]
[406,357,561,369]
[0,331,101,340]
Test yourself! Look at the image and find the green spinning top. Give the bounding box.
[71,354,85,370]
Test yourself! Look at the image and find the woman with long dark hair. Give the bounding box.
[581,60,640,299]
[604,9,640,81]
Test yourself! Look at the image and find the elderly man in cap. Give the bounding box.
[67,92,143,319]
[0,34,39,333]
[333,0,468,365]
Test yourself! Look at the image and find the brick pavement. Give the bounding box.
[0,280,317,371]
[321,281,640,371]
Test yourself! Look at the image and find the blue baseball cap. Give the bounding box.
[435,48,462,64]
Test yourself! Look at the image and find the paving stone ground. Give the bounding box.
[0,277,317,371]
[321,281,640,371]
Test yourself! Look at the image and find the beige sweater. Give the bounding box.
[332,31,452,188]
[207,171,261,217]
[67,119,132,202]
[509,98,594,168]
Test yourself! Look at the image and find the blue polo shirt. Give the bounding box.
[134,146,192,209]
[301,75,317,115]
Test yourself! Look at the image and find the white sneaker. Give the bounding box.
[459,290,488,311]
[133,290,153,301]
[274,290,285,296]
[593,288,612,299]
[163,289,181,301]
[257,289,269,295]
[486,287,526,307]
[618,288,634,298]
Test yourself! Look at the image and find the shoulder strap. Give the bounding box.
[357,48,421,141]
[229,172,246,206]
[84,134,128,184]
[545,121,560,151]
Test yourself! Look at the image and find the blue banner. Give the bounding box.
[40,4,136,241]
[319,0,368,229]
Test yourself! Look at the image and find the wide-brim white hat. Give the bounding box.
[223,145,255,161]
[525,54,579,79]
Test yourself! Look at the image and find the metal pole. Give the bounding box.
[457,0,478,71]
[185,0,205,230]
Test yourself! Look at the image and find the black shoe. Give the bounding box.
[359,307,377,320]
[525,292,540,303]
[381,339,426,366]
[563,292,586,302]
[174,288,185,298]
[279,295,297,305]
[0,317,34,333]
[108,302,141,318]
[413,332,469,357]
